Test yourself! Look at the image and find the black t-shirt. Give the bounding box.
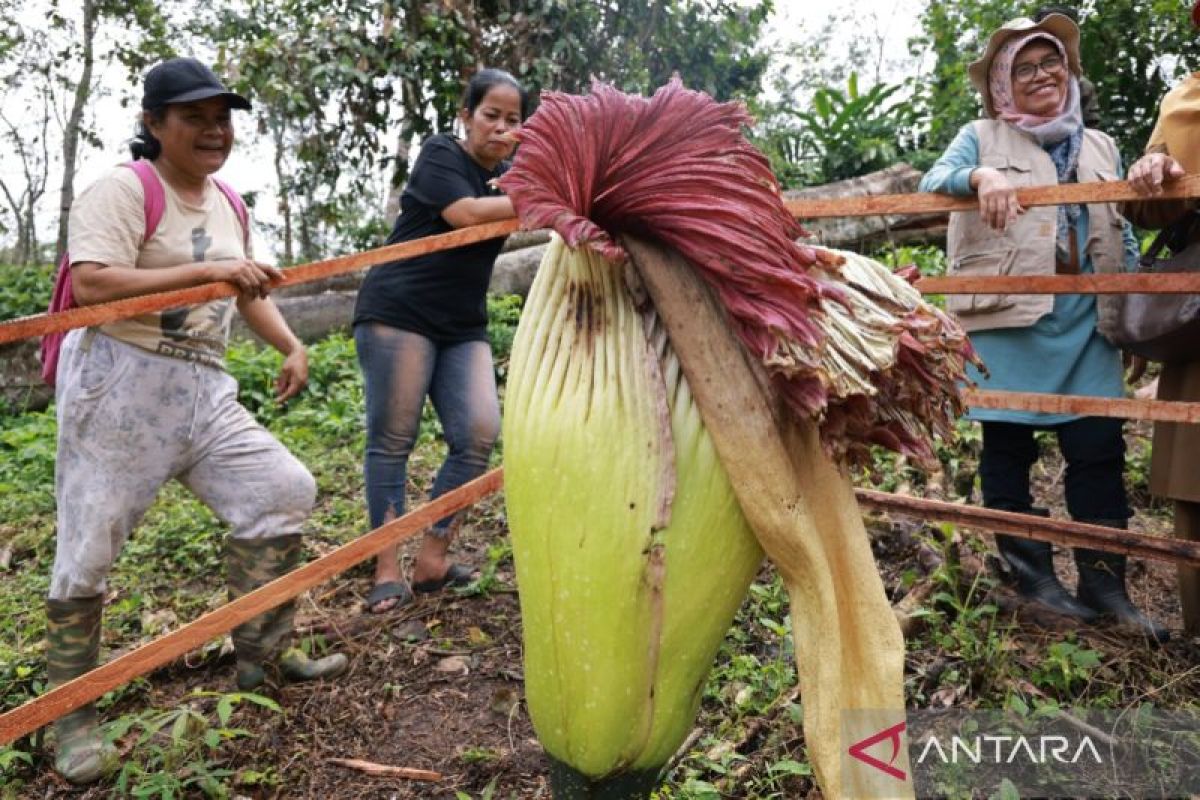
[354,134,509,342]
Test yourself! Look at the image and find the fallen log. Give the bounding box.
[489,243,547,297]
[231,291,357,344]
[785,163,945,248]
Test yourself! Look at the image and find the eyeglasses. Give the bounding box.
[1013,55,1065,83]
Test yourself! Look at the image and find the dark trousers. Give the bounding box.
[979,417,1131,522]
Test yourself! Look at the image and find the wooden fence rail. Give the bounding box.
[855,490,1200,566]
[0,219,519,346]
[785,173,1200,219]
[965,390,1200,423]
[917,273,1200,295]
[0,469,504,746]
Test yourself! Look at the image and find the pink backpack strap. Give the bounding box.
[123,159,166,240]
[40,159,166,387]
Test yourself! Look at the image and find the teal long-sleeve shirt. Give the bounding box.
[919,124,1139,425]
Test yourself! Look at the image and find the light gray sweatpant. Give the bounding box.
[50,329,316,600]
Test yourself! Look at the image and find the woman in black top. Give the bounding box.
[353,69,526,612]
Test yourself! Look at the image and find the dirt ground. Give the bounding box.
[16,425,1200,799]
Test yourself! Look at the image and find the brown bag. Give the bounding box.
[1110,211,1200,363]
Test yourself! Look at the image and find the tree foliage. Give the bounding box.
[1078,0,1200,163]
[206,0,771,263]
[760,74,914,187]
[0,0,179,263]
[910,0,1200,166]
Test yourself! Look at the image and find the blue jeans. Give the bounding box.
[355,323,500,536]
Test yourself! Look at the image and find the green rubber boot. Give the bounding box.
[226,535,348,691]
[46,597,116,784]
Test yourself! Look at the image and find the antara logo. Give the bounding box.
[915,735,1104,765]
[848,721,908,781]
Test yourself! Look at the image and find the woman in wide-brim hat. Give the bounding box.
[1124,0,1200,637]
[919,14,1167,641]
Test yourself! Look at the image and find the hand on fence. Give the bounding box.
[210,259,284,299]
[1128,153,1186,197]
[972,167,1024,231]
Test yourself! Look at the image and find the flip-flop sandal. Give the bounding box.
[412,563,477,594]
[365,580,413,614]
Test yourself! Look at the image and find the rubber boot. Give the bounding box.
[995,508,1098,621]
[1075,521,1170,643]
[46,596,116,784]
[226,535,349,691]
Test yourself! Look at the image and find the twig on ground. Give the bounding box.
[329,757,442,782]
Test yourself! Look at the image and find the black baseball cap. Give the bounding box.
[142,57,251,111]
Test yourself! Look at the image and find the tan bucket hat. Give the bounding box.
[968,13,1082,118]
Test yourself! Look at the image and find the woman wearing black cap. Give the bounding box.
[46,57,345,785]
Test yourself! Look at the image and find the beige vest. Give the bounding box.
[945,120,1128,339]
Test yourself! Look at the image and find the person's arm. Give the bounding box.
[440,195,515,228]
[920,124,1022,232]
[237,294,308,403]
[918,125,981,196]
[72,259,283,305]
[406,136,515,230]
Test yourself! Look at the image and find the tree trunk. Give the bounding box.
[55,0,99,266]
[271,118,294,264]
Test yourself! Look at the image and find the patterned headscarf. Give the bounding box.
[988,31,1084,263]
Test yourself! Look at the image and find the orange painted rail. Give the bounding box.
[966,391,1200,423]
[785,174,1200,219]
[0,469,504,746]
[918,273,1200,295]
[0,219,519,346]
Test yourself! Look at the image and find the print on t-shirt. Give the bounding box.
[160,226,215,343]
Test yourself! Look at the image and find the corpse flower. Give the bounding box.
[499,78,974,799]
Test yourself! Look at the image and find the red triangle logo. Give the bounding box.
[847,720,908,781]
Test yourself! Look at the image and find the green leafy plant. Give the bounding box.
[0,262,54,322]
[762,73,916,186]
[488,293,523,382]
[108,690,282,799]
[1032,640,1102,697]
